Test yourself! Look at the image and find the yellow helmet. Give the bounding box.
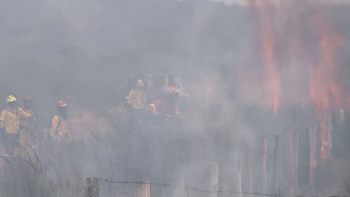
[137,80,144,87]
[6,95,17,103]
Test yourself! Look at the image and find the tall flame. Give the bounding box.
[249,0,281,113]
[309,7,346,161]
[310,8,345,114]
[239,1,350,124]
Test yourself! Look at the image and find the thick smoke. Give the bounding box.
[0,0,350,197]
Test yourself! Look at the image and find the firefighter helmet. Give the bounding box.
[56,100,67,108]
[6,95,17,103]
[137,79,144,87]
[167,86,179,94]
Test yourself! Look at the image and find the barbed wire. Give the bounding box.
[98,178,139,184]
[99,181,129,191]
[96,178,347,197]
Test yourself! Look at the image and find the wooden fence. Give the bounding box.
[86,123,338,197]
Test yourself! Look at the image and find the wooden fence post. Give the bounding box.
[182,176,188,197]
[285,127,296,197]
[262,136,268,194]
[86,177,99,197]
[174,176,186,197]
[244,144,253,197]
[308,125,317,192]
[270,135,280,194]
[137,180,150,197]
[293,130,300,196]
[209,162,219,197]
[233,150,242,197]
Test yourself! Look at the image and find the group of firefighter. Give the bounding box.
[126,79,182,125]
[0,95,68,156]
[0,78,182,156]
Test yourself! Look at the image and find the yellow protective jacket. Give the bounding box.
[128,89,146,109]
[50,115,68,138]
[18,107,35,131]
[0,107,19,134]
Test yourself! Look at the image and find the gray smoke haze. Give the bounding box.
[0,0,350,197]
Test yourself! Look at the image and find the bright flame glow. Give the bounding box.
[251,0,281,113]
[309,8,345,115]
[236,2,350,146]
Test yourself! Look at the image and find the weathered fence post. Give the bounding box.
[262,136,268,194]
[270,135,280,194]
[86,177,99,197]
[285,127,296,197]
[209,162,219,197]
[174,175,186,197]
[137,180,150,197]
[244,144,253,197]
[181,176,188,197]
[293,129,300,196]
[308,125,317,192]
[233,150,242,197]
[321,116,332,163]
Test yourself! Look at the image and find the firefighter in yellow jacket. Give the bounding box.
[18,96,36,148]
[0,95,19,155]
[50,100,68,139]
[127,79,146,125]
[127,79,146,110]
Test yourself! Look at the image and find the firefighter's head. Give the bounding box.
[137,79,144,88]
[56,100,68,115]
[166,87,179,103]
[23,96,33,109]
[6,95,17,109]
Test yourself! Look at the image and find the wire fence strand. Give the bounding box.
[97,178,348,197]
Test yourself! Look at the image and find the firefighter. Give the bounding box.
[50,100,68,139]
[128,79,146,110]
[146,87,181,117]
[18,96,36,148]
[0,95,19,155]
[127,79,146,124]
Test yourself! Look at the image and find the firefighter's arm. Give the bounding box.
[0,110,5,132]
[18,108,33,119]
[50,115,59,137]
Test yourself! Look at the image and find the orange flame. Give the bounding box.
[240,2,349,120]
[309,7,346,115]
[252,0,281,113]
[309,7,347,162]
